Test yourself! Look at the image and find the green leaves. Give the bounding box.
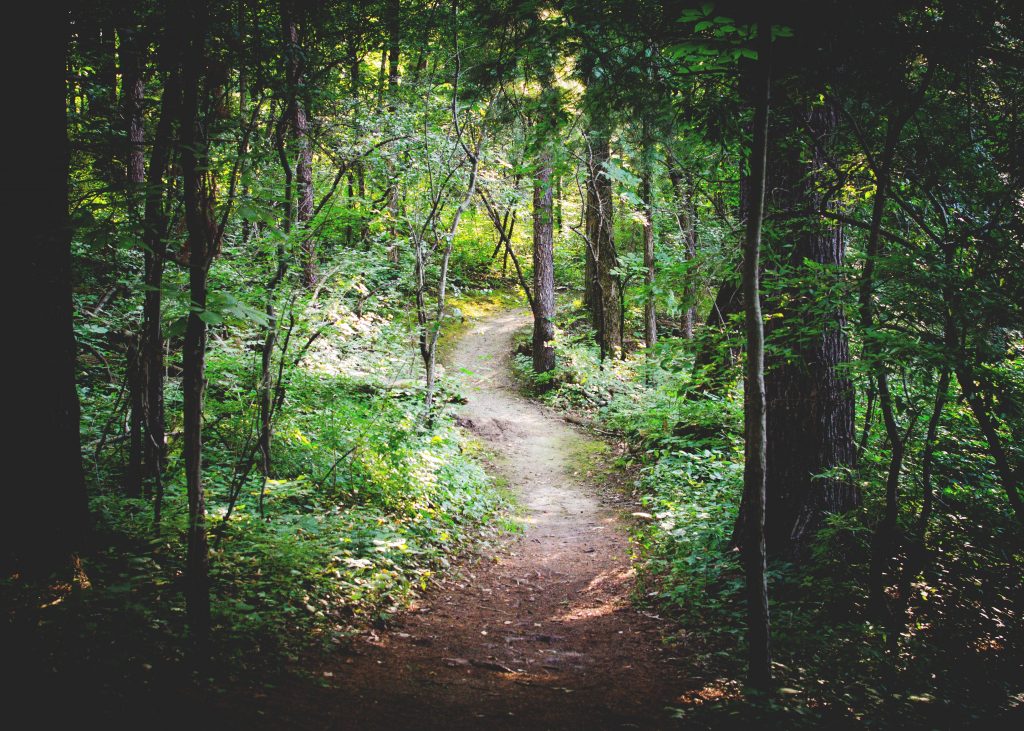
[205,292,270,327]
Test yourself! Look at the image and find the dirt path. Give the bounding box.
[250,309,690,729]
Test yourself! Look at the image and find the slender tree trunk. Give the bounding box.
[532,148,556,375]
[667,160,697,339]
[584,132,620,359]
[179,0,213,643]
[919,367,950,534]
[120,17,146,192]
[583,167,600,312]
[416,43,486,417]
[258,118,294,504]
[387,0,400,92]
[384,0,402,262]
[480,189,531,305]
[121,12,147,497]
[857,106,918,622]
[376,42,387,107]
[143,61,181,519]
[125,335,145,497]
[281,0,315,286]
[740,19,772,690]
[640,142,657,349]
[349,36,366,218]
[554,174,563,232]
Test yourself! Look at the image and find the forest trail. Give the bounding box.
[248,309,691,729]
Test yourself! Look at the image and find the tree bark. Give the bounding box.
[281,0,315,286]
[384,0,402,261]
[128,27,181,508]
[387,0,400,92]
[532,148,556,375]
[667,161,697,339]
[120,8,147,498]
[760,92,857,559]
[740,19,772,690]
[258,115,294,506]
[8,2,90,575]
[179,0,213,643]
[584,132,620,359]
[120,13,146,191]
[640,144,657,349]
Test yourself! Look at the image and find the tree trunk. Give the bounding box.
[120,10,147,498]
[384,0,402,262]
[583,172,599,312]
[760,91,857,559]
[667,161,697,339]
[179,0,213,643]
[532,148,556,375]
[258,117,294,504]
[120,16,146,192]
[142,58,181,518]
[8,3,90,575]
[387,0,400,92]
[281,0,315,286]
[125,335,145,497]
[349,36,366,220]
[740,19,772,690]
[640,145,657,349]
[584,133,620,359]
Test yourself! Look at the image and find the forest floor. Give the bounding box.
[232,307,694,729]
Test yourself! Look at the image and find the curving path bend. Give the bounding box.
[250,309,690,729]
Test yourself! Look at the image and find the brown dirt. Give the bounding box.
[241,309,693,729]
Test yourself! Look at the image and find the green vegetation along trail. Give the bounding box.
[246,308,691,729]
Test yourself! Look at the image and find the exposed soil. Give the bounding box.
[238,309,694,729]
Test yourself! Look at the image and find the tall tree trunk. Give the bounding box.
[179,0,213,643]
[120,10,148,497]
[120,15,146,192]
[258,116,294,506]
[142,56,181,520]
[9,2,89,576]
[584,132,620,359]
[583,170,599,312]
[349,36,366,209]
[740,19,772,690]
[387,0,400,92]
[667,160,697,339]
[532,148,556,375]
[281,0,315,286]
[760,92,857,559]
[383,0,402,262]
[125,335,145,497]
[640,137,657,349]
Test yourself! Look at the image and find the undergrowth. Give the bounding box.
[6,282,517,685]
[513,295,1023,729]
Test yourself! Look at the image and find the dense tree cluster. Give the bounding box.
[9,0,1023,723]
